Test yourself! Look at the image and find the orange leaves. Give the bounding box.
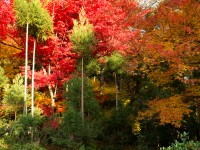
[34,93,52,116]
[0,40,22,79]
[34,92,64,116]
[141,0,200,73]
[139,95,192,127]
[148,69,173,86]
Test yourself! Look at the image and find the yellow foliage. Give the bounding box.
[132,120,141,135]
[139,95,192,128]
[90,78,116,95]
[0,39,22,79]
[35,92,52,106]
[148,69,174,86]
[123,99,131,107]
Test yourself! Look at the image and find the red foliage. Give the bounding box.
[51,120,59,129]
[30,0,80,90]
[0,0,15,39]
[84,0,143,56]
[43,118,59,129]
[9,0,147,108]
[41,105,53,117]
[95,91,109,103]
[29,0,145,95]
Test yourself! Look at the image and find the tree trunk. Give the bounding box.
[31,39,36,117]
[119,74,122,93]
[24,22,29,115]
[100,64,104,94]
[81,56,84,122]
[114,72,118,110]
[195,102,200,141]
[42,65,55,112]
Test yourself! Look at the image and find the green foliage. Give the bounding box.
[52,103,83,148]
[14,0,53,41]
[0,67,8,89]
[10,143,46,150]
[2,75,24,119]
[65,77,100,116]
[70,8,96,58]
[86,59,101,77]
[3,75,24,106]
[53,103,101,149]
[161,132,200,150]
[1,111,46,148]
[106,52,125,74]
[51,77,102,148]
[98,105,136,149]
[10,114,44,141]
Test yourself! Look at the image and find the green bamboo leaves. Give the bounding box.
[14,0,53,41]
[70,8,96,58]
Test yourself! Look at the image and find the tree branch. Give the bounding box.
[0,40,22,50]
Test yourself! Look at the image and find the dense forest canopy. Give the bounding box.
[0,0,199,149]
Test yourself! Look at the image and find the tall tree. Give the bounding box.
[27,0,146,115]
[105,52,126,110]
[3,74,24,121]
[132,0,200,129]
[31,0,79,110]
[70,8,96,121]
[14,0,53,116]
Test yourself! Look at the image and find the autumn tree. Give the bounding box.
[30,0,79,112]
[49,77,101,148]
[3,75,25,121]
[127,0,200,144]
[105,52,126,110]
[14,0,53,116]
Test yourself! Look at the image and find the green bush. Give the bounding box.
[160,132,200,150]
[51,77,102,149]
[10,143,46,150]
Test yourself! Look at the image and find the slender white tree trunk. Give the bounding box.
[48,63,55,110]
[81,56,84,122]
[42,65,55,110]
[24,22,29,115]
[31,39,36,117]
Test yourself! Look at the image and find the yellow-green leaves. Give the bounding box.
[14,0,53,41]
[70,8,96,58]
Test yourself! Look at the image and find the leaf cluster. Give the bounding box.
[70,8,96,58]
[0,67,8,89]
[161,132,200,150]
[52,77,102,148]
[3,75,24,107]
[64,77,100,117]
[14,0,53,41]
[106,52,125,74]
[139,95,192,128]
[4,113,45,144]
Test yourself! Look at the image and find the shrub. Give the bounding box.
[160,132,200,150]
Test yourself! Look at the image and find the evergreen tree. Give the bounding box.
[3,75,24,120]
[70,8,96,122]
[52,77,101,148]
